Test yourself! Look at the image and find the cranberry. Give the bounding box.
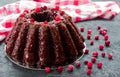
[87,62,93,69]
[67,65,74,72]
[94,35,99,40]
[102,31,107,36]
[75,61,81,67]
[84,60,88,65]
[90,40,94,45]
[55,16,61,21]
[80,27,84,32]
[87,34,91,40]
[91,57,96,63]
[99,44,104,50]
[103,28,107,32]
[86,69,92,75]
[35,8,41,12]
[43,6,47,10]
[45,67,51,73]
[97,26,101,30]
[101,52,105,57]
[19,14,24,17]
[97,62,103,69]
[30,18,34,22]
[55,6,59,10]
[105,40,110,46]
[84,48,89,54]
[104,34,109,40]
[24,9,29,13]
[87,29,92,34]
[108,53,113,59]
[57,66,63,73]
[60,11,65,15]
[92,51,98,57]
[44,21,48,24]
[99,29,103,34]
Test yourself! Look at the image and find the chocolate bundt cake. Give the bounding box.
[5,6,85,68]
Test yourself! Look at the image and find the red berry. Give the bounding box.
[91,57,96,63]
[105,40,110,46]
[55,6,59,10]
[99,44,104,50]
[97,62,103,68]
[76,61,81,67]
[90,40,94,45]
[19,14,24,17]
[84,60,88,65]
[24,9,29,13]
[80,27,84,32]
[87,34,91,40]
[60,11,65,15]
[92,51,98,57]
[67,65,74,72]
[44,21,48,24]
[45,67,51,73]
[84,48,89,54]
[87,62,93,69]
[99,29,103,34]
[35,8,41,12]
[30,18,34,22]
[108,53,113,59]
[95,35,99,40]
[57,66,63,73]
[101,52,105,57]
[103,28,107,32]
[102,31,107,36]
[43,6,47,10]
[104,34,109,40]
[97,26,101,30]
[55,16,61,21]
[86,69,92,75]
[87,30,92,34]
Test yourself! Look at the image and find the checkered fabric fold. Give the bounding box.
[0,0,120,41]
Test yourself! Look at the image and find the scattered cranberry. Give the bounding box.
[60,11,65,15]
[87,34,91,40]
[87,29,92,35]
[94,35,99,40]
[86,69,92,75]
[108,53,113,59]
[76,61,81,67]
[35,8,41,12]
[43,6,47,10]
[99,29,103,34]
[103,28,107,32]
[30,18,34,22]
[92,51,98,57]
[91,57,96,63]
[84,60,88,65]
[67,65,74,72]
[99,44,104,50]
[97,62,103,69]
[84,48,89,54]
[97,26,101,30]
[19,14,24,17]
[44,21,48,24]
[104,34,109,40]
[90,40,94,45]
[105,40,110,46]
[87,62,93,69]
[80,27,84,32]
[45,67,51,73]
[57,66,63,73]
[102,31,107,36]
[55,16,61,21]
[24,9,29,13]
[101,52,106,57]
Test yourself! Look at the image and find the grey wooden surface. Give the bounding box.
[0,0,120,77]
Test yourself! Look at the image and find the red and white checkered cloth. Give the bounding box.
[0,0,120,41]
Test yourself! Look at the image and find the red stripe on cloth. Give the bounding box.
[36,2,41,8]
[0,31,9,36]
[3,21,14,28]
[73,0,79,6]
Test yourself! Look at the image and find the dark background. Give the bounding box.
[0,0,120,77]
